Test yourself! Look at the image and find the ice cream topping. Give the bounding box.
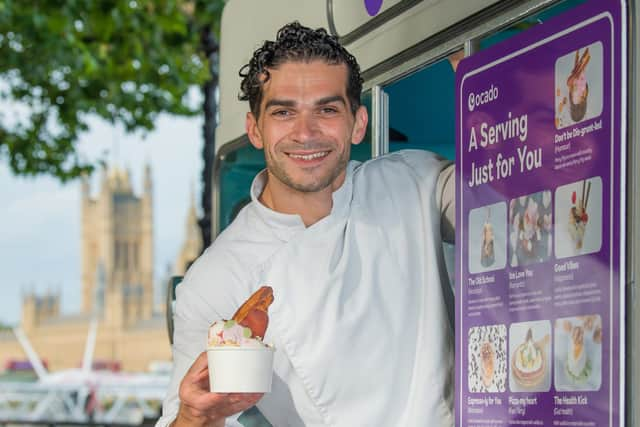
[571,73,588,104]
[207,286,275,349]
[567,325,589,379]
[208,319,269,348]
[515,329,543,373]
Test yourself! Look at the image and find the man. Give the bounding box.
[157,22,455,427]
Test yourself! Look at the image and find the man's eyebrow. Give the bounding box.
[264,95,347,110]
[315,95,347,106]
[264,99,296,110]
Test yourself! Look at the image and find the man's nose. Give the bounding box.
[291,113,319,143]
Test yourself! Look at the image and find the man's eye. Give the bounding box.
[272,110,291,117]
[320,107,338,114]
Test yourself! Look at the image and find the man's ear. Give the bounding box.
[351,105,368,145]
[246,112,263,149]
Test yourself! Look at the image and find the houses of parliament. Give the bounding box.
[0,164,202,371]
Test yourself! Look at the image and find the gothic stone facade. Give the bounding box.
[0,166,174,372]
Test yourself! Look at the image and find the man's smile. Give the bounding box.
[285,150,331,163]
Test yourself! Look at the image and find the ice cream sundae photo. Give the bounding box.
[510,327,549,390]
[554,315,602,391]
[555,177,602,258]
[568,179,591,251]
[207,286,275,392]
[509,191,552,266]
[554,42,603,128]
[567,48,591,122]
[480,341,496,388]
[566,325,589,381]
[468,325,507,393]
[469,202,506,274]
[480,209,495,268]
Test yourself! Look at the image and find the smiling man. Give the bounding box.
[158,22,455,427]
[245,59,368,226]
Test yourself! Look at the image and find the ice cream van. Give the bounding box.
[181,0,639,425]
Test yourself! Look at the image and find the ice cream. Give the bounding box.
[567,48,591,122]
[207,286,275,393]
[208,320,269,348]
[567,325,588,379]
[480,341,495,388]
[593,326,602,344]
[568,181,590,251]
[207,286,274,348]
[512,328,545,387]
[516,197,541,261]
[480,221,495,267]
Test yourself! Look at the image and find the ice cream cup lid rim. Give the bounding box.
[207,346,275,352]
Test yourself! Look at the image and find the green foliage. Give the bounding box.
[0,0,224,181]
[0,321,12,330]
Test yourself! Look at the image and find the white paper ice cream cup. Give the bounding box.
[207,346,275,393]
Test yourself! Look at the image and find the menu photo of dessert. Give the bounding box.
[468,324,507,393]
[508,320,551,392]
[468,202,507,274]
[554,41,603,129]
[509,190,553,267]
[555,177,602,258]
[554,315,602,391]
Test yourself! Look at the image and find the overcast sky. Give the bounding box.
[0,114,204,326]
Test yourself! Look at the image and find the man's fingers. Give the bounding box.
[180,355,264,420]
[194,392,263,411]
[194,366,210,382]
[199,393,264,419]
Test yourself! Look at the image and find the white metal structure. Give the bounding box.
[0,321,170,425]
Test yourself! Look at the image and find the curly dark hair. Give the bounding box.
[239,22,363,118]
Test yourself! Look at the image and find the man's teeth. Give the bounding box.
[288,151,329,160]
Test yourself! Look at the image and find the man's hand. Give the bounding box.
[171,352,263,427]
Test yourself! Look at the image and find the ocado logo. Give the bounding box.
[467,84,499,112]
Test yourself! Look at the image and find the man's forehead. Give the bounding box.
[261,60,346,80]
[259,61,348,96]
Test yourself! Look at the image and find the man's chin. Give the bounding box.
[286,178,332,193]
[267,159,347,193]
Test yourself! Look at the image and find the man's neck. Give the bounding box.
[259,171,346,227]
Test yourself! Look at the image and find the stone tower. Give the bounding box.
[80,164,154,327]
[21,290,60,334]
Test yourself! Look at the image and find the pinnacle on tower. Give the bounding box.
[81,174,91,202]
[143,162,153,194]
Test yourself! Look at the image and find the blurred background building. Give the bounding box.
[0,164,201,372]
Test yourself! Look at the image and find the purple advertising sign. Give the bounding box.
[455,1,625,426]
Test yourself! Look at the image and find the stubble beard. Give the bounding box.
[265,146,350,193]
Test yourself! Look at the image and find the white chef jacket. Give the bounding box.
[157,150,455,427]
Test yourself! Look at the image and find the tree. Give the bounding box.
[1,0,225,247]
[0,0,223,181]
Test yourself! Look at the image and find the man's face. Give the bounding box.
[246,60,368,194]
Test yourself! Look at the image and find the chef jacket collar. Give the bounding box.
[249,162,357,237]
